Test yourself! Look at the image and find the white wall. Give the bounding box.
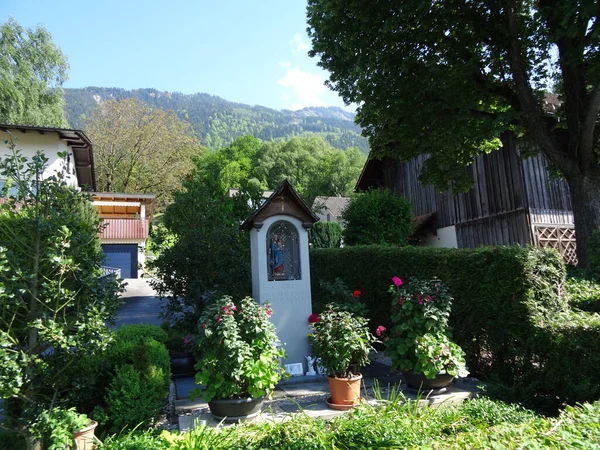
[422,225,458,248]
[0,130,78,188]
[250,214,313,372]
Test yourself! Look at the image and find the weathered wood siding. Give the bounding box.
[383,134,529,229]
[456,210,532,248]
[519,143,573,225]
[378,133,574,250]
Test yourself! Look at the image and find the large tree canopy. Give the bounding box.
[307,0,600,267]
[0,18,68,127]
[194,134,365,206]
[85,98,203,210]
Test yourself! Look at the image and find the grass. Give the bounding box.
[94,394,600,449]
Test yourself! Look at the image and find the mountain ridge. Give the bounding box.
[64,87,369,153]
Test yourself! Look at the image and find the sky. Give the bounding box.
[1,0,351,111]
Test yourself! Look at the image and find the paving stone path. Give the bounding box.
[113,276,166,328]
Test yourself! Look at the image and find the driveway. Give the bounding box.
[113,277,166,328]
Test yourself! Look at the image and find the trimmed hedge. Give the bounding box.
[310,245,600,412]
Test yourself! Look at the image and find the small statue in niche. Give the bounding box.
[271,238,284,274]
[305,355,316,376]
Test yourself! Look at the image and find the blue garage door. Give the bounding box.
[102,244,138,278]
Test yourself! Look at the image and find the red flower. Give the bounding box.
[221,306,229,311]
[216,316,223,323]
[398,296,403,305]
[352,290,361,298]
[266,308,273,316]
[375,325,386,336]
[308,313,320,323]
[392,276,403,287]
[427,295,433,302]
[201,323,206,329]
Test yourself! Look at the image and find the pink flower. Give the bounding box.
[352,290,361,298]
[398,296,403,305]
[231,305,237,311]
[427,295,433,302]
[216,316,222,323]
[201,323,206,329]
[375,325,386,336]
[308,313,320,323]
[266,308,273,316]
[221,305,229,311]
[392,276,403,287]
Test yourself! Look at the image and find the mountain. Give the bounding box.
[64,87,369,153]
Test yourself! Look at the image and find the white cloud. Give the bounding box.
[291,33,309,52]
[278,68,327,110]
[279,61,292,68]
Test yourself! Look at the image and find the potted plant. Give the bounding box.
[32,407,98,450]
[308,304,378,409]
[386,276,468,390]
[190,296,285,421]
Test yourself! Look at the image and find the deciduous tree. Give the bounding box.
[307,0,600,267]
[85,98,202,209]
[0,18,68,127]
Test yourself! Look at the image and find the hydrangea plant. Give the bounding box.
[191,296,286,402]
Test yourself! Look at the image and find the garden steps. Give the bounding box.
[175,374,481,432]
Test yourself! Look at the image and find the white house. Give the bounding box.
[0,123,96,190]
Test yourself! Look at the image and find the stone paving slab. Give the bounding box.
[176,377,482,432]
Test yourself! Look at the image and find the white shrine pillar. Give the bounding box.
[241,180,319,374]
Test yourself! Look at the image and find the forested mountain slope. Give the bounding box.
[64,87,368,152]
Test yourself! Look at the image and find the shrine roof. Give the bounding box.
[240,179,319,231]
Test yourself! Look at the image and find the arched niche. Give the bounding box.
[266,220,301,281]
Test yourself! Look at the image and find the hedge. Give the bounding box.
[310,245,600,412]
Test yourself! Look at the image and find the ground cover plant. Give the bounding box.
[91,397,600,449]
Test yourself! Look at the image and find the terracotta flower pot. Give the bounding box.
[327,374,363,407]
[73,420,98,450]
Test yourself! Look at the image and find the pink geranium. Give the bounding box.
[375,325,386,336]
[392,276,403,287]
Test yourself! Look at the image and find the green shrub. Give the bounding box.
[566,273,600,313]
[314,278,368,317]
[105,364,169,431]
[114,324,168,345]
[103,332,171,431]
[309,222,342,248]
[310,245,600,412]
[341,189,414,246]
[99,432,168,450]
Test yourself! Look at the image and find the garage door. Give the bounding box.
[101,244,138,278]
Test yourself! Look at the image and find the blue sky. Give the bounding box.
[1,0,350,111]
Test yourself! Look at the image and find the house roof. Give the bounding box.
[0,123,96,190]
[355,157,384,191]
[313,196,350,218]
[240,179,319,231]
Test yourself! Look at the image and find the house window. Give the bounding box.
[267,220,301,281]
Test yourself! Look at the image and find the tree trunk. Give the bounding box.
[566,169,600,269]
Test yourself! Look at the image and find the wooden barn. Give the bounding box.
[356,133,577,264]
